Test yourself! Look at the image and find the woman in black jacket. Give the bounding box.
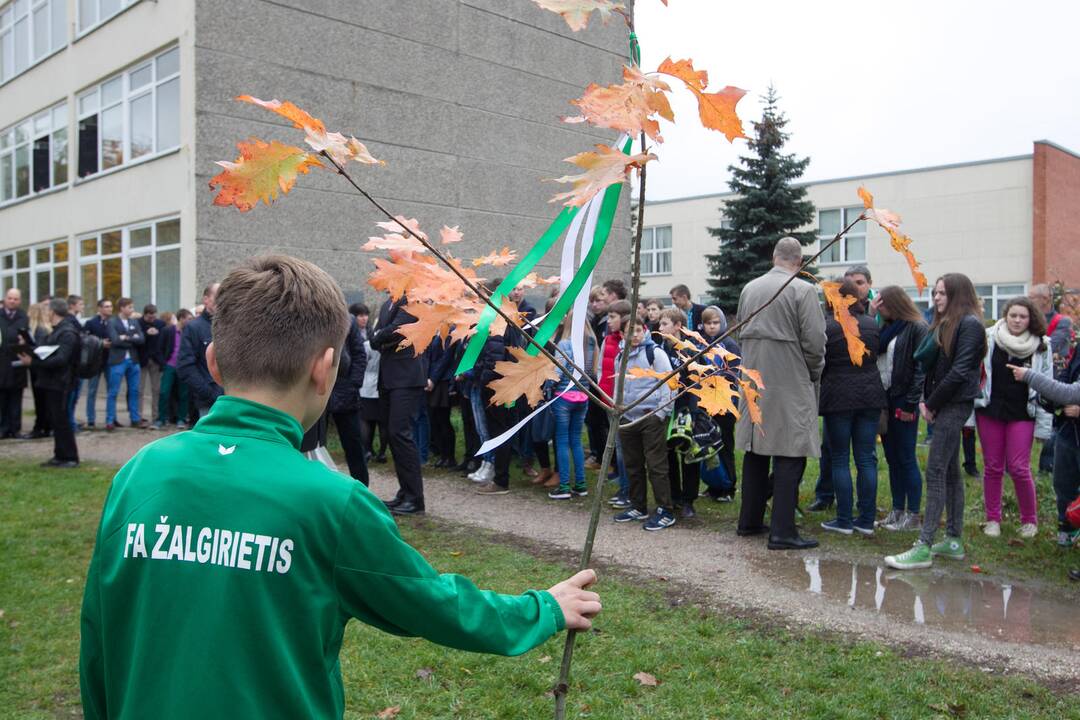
[819,280,886,536]
[17,299,80,467]
[875,286,930,532]
[886,273,985,570]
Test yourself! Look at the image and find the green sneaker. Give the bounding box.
[930,537,965,560]
[884,541,932,570]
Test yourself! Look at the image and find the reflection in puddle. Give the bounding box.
[767,556,1079,649]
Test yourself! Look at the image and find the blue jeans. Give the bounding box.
[882,402,922,513]
[68,379,81,430]
[468,385,494,463]
[106,358,141,425]
[553,397,588,488]
[824,408,880,529]
[411,399,430,464]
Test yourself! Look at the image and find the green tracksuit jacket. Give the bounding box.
[79,396,565,719]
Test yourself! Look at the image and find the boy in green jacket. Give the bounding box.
[79,255,601,719]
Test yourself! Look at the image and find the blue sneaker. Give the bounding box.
[614,508,648,523]
[643,508,676,531]
[820,519,853,536]
[853,522,875,537]
[548,487,572,500]
[571,485,588,497]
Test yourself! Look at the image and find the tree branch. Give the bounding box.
[318,150,613,407]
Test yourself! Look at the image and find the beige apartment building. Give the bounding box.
[0,0,630,311]
[640,140,1080,317]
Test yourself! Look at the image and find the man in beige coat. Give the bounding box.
[735,237,826,549]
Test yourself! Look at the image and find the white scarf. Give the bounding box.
[992,318,1040,359]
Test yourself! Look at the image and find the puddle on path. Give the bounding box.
[759,556,1080,650]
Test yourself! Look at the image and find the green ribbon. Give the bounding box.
[455,136,633,374]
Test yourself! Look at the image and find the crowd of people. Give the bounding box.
[2,239,1078,581]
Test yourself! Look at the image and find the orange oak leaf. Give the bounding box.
[363,234,427,253]
[738,378,763,425]
[656,58,747,142]
[236,95,384,166]
[209,138,322,212]
[531,0,623,31]
[375,216,428,242]
[704,345,739,364]
[628,366,679,390]
[565,65,674,143]
[473,247,518,267]
[440,225,464,245]
[740,367,765,390]
[633,671,660,687]
[659,332,697,353]
[679,326,708,346]
[369,253,424,301]
[396,301,479,354]
[857,186,927,294]
[688,375,740,418]
[821,281,866,366]
[516,272,561,290]
[488,346,560,407]
[489,296,527,337]
[549,145,656,207]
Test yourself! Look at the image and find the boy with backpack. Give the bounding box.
[79,255,601,719]
[656,306,702,518]
[700,306,741,502]
[614,315,676,530]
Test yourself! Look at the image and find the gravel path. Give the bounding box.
[6,430,1079,687]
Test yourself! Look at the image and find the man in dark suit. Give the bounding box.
[0,288,29,438]
[177,283,222,418]
[106,297,145,430]
[137,304,166,428]
[669,284,707,336]
[82,298,113,428]
[369,293,427,514]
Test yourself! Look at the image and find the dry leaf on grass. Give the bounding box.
[375,706,401,719]
[633,671,659,686]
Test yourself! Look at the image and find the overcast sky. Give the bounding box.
[632,0,1080,201]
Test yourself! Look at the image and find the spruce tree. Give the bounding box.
[706,86,815,311]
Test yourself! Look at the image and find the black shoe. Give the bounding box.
[383,495,405,508]
[390,501,425,516]
[963,465,979,478]
[54,460,79,469]
[679,503,696,519]
[1069,569,1080,582]
[40,457,61,467]
[432,457,447,469]
[736,525,769,537]
[374,454,387,464]
[767,534,820,550]
[807,498,833,512]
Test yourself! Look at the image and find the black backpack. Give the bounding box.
[76,332,105,379]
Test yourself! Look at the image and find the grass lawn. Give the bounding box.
[1,461,1076,719]
[331,411,1080,589]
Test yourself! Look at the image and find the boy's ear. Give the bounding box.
[207,342,224,386]
[311,347,336,396]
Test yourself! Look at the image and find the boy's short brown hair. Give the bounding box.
[117,297,134,310]
[213,255,350,391]
[659,307,686,327]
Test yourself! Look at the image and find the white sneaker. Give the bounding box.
[983,521,1000,537]
[468,461,491,482]
[878,509,903,529]
[1019,523,1038,539]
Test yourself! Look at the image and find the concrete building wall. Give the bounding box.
[644,153,1037,309]
[1032,140,1080,289]
[193,0,634,304]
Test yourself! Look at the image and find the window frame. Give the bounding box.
[76,0,139,39]
[817,206,867,266]
[0,237,69,301]
[976,283,1027,321]
[76,44,180,181]
[0,0,67,86]
[641,224,673,277]
[75,214,181,308]
[0,99,68,206]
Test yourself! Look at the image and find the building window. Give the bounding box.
[641,225,672,276]
[976,283,1026,320]
[818,207,866,265]
[715,215,734,245]
[0,101,67,204]
[0,0,66,84]
[0,238,69,301]
[77,44,179,179]
[77,0,138,36]
[77,216,180,310]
